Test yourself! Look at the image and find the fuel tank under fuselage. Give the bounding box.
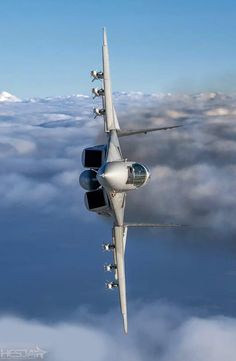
[97,161,150,192]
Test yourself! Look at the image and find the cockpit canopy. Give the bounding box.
[126,163,150,188]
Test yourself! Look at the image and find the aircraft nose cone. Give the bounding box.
[97,164,115,185]
[97,162,128,191]
[97,165,108,187]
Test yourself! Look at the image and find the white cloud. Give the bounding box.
[1,92,236,228]
[0,137,36,155]
[43,113,72,121]
[0,303,236,361]
[53,170,79,186]
[205,107,232,116]
[0,174,59,207]
[0,93,236,360]
[162,316,236,361]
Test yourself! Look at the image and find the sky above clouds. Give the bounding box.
[0,93,236,359]
[0,0,236,97]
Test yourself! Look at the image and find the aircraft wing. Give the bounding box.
[117,125,182,137]
[125,223,188,227]
[112,225,128,334]
[102,29,120,132]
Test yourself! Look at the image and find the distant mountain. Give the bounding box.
[24,94,90,103]
[0,90,230,104]
[0,91,21,102]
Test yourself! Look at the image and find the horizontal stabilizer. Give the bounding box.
[125,223,189,228]
[117,125,182,137]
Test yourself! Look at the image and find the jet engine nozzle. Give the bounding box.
[92,88,104,98]
[102,243,115,252]
[90,70,104,81]
[105,281,119,290]
[104,263,117,272]
[93,108,105,118]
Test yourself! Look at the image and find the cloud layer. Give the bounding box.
[1,303,236,361]
[1,92,236,230]
[1,92,236,359]
[115,92,236,231]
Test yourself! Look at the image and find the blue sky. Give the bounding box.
[1,0,236,97]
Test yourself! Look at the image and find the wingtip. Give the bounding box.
[123,314,128,334]
[103,27,107,46]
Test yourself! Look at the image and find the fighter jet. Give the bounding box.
[79,28,182,334]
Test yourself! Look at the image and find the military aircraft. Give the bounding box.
[79,28,182,334]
